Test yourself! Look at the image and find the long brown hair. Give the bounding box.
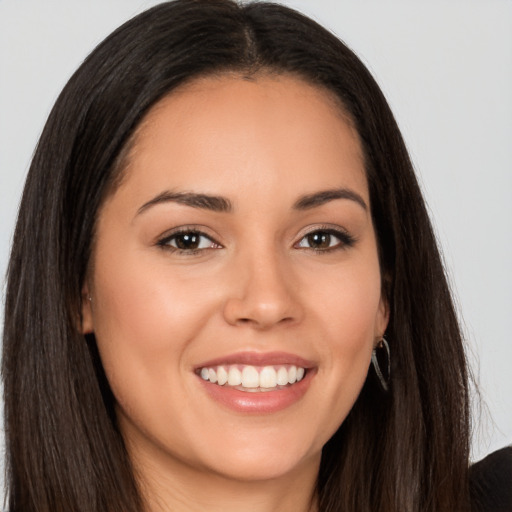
[2,1,471,510]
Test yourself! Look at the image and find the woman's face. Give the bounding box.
[82,75,388,483]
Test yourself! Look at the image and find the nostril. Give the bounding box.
[223,293,303,329]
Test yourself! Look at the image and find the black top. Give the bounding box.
[470,446,512,511]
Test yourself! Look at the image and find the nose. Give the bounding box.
[222,248,303,330]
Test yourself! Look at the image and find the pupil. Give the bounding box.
[176,233,199,250]
[308,232,330,248]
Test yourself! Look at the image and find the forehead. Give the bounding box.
[112,73,368,207]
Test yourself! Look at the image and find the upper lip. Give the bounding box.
[195,351,316,370]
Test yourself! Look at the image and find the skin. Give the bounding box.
[82,74,388,512]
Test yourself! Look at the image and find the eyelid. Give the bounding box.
[293,224,357,251]
[154,223,355,254]
[294,223,352,241]
[156,225,223,251]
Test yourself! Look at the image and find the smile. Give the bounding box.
[195,352,315,413]
[198,364,306,392]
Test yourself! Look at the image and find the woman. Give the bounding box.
[2,1,510,511]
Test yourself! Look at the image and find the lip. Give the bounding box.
[195,351,316,414]
[195,351,316,370]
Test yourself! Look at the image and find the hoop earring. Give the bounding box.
[371,337,390,392]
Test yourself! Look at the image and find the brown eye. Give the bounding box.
[296,228,355,252]
[174,232,201,250]
[306,231,332,249]
[159,230,219,252]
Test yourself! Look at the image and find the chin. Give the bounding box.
[203,448,320,483]
[188,427,325,483]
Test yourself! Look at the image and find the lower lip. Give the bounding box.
[197,370,315,414]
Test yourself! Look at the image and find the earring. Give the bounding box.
[371,337,390,392]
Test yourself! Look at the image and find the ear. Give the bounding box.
[374,294,390,342]
[80,284,94,334]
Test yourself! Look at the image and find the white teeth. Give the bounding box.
[227,367,242,386]
[217,365,228,385]
[199,364,307,390]
[208,368,217,383]
[259,366,277,388]
[276,367,289,386]
[288,365,297,384]
[241,366,259,388]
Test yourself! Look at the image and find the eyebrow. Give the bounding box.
[293,188,368,211]
[137,191,232,215]
[136,186,367,217]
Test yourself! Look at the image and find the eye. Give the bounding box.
[158,229,221,253]
[296,228,355,252]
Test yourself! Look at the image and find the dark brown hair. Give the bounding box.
[2,1,471,510]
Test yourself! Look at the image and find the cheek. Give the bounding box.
[94,246,213,335]
[310,260,383,346]
[89,249,220,395]
[89,256,225,451]
[304,256,382,419]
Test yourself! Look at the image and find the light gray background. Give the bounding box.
[1,0,511,489]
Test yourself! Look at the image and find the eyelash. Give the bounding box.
[157,227,221,255]
[294,226,356,253]
[156,226,356,255]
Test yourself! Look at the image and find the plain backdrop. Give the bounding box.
[1,0,511,491]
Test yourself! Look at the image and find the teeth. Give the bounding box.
[208,368,217,383]
[276,367,289,386]
[227,367,242,386]
[217,365,228,385]
[241,366,259,388]
[260,366,277,388]
[288,366,297,384]
[199,364,307,390]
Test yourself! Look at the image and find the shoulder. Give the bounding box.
[470,446,512,512]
